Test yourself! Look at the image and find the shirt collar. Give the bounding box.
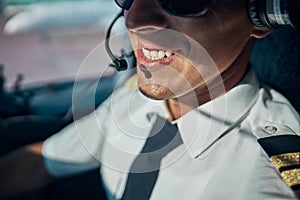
[175,68,260,159]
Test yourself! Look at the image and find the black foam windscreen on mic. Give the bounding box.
[105,10,128,71]
[113,58,128,71]
[248,0,300,29]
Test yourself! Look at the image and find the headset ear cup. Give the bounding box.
[248,0,299,28]
[288,0,300,27]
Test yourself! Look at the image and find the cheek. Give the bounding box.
[192,27,250,72]
[174,10,252,70]
[178,59,203,86]
[128,32,139,57]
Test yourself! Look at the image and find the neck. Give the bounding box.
[166,40,254,121]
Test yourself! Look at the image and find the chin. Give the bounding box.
[138,84,175,100]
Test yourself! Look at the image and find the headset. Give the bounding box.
[105,10,129,71]
[248,0,300,29]
[106,0,300,71]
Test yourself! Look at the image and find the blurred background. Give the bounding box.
[0,0,131,119]
[0,1,128,199]
[1,0,122,89]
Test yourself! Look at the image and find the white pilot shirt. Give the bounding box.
[42,68,300,200]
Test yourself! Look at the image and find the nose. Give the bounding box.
[125,0,168,31]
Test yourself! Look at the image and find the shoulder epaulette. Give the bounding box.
[258,135,300,199]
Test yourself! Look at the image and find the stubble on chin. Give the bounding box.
[138,82,175,100]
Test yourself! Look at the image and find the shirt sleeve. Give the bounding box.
[42,96,111,178]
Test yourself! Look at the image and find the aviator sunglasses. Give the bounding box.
[114,0,210,17]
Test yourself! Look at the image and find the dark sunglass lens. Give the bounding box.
[114,0,133,10]
[159,0,207,16]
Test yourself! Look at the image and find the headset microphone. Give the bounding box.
[105,10,128,71]
[248,0,300,29]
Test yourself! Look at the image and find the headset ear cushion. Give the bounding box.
[247,0,268,28]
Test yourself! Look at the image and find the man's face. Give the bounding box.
[125,0,255,101]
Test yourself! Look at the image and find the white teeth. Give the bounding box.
[150,50,158,59]
[165,51,171,57]
[158,50,165,58]
[142,48,173,60]
[142,48,150,58]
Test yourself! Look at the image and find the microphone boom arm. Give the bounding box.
[105,10,128,71]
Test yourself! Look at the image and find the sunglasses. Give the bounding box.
[114,0,210,17]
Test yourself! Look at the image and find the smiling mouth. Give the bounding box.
[136,45,177,71]
[141,47,174,60]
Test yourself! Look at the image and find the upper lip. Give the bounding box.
[131,29,184,52]
[133,34,189,59]
[137,37,184,57]
[138,40,177,53]
[130,29,191,61]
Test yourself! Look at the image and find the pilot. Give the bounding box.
[0,0,299,199]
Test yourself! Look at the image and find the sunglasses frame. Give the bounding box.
[114,0,210,18]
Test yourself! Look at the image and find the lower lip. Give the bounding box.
[136,48,175,71]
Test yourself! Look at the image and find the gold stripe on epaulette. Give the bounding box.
[270,152,300,170]
[280,168,300,187]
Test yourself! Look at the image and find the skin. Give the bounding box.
[0,142,53,197]
[0,1,272,197]
[125,0,271,120]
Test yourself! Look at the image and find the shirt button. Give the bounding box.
[264,125,278,134]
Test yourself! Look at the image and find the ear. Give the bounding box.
[250,27,273,39]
